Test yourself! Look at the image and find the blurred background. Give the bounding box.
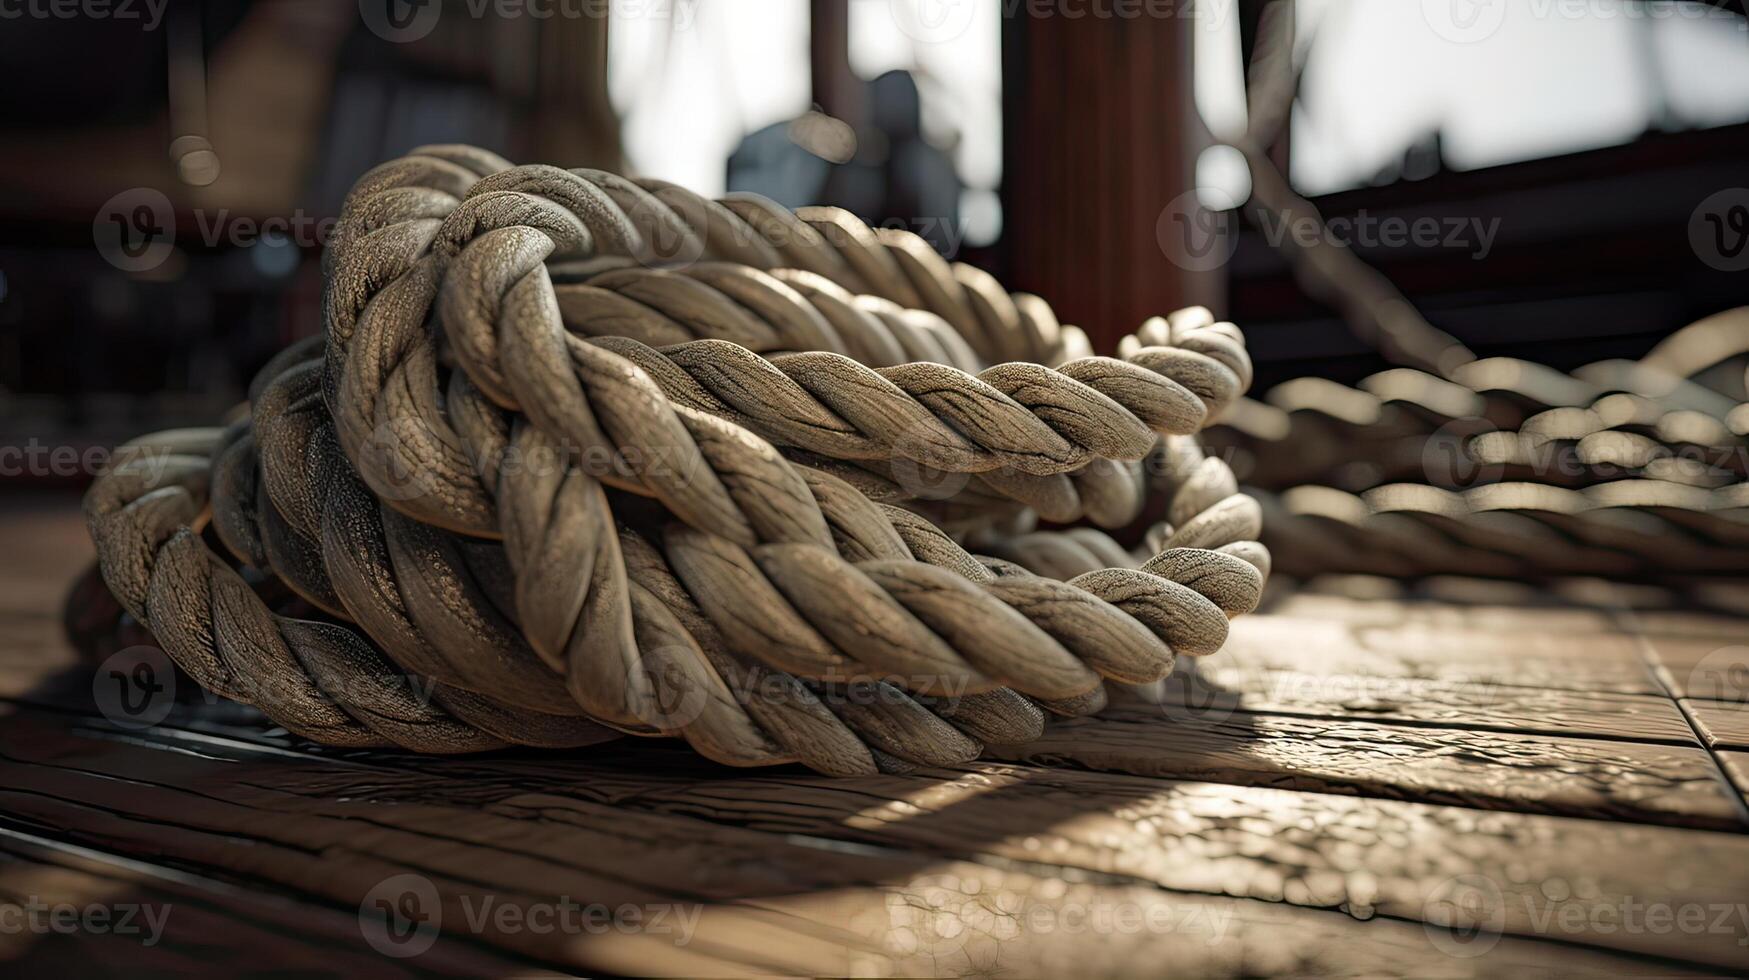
[1,0,1747,494]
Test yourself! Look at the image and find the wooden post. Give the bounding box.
[1002,7,1222,354]
[810,0,866,128]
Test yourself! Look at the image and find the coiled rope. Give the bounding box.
[1209,309,1749,586]
[82,145,1267,775]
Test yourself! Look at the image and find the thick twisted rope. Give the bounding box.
[1211,310,1749,586]
[325,151,1250,531]
[82,147,1267,774]
[1210,308,1749,494]
[1223,2,1743,592]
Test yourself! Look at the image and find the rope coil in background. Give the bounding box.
[1205,309,1749,590]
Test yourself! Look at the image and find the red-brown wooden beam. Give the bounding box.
[810,0,866,129]
[1002,7,1222,353]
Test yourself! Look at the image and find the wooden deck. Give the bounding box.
[2,496,1747,977]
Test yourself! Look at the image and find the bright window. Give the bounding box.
[1289,0,1749,195]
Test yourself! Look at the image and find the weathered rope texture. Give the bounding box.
[1223,5,1744,591]
[1208,308,1749,585]
[82,146,1267,774]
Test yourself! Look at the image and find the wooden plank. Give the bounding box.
[1268,590,1623,635]
[0,717,891,975]
[1687,701,1749,751]
[984,711,1741,831]
[0,573,1706,754]
[9,502,1749,972]
[3,593,1739,830]
[1270,588,1749,644]
[400,751,1749,971]
[757,861,1727,979]
[1157,664,1699,744]
[0,499,89,616]
[1224,615,1664,695]
[5,652,1732,835]
[1648,639,1749,700]
[6,827,1702,979]
[0,613,82,700]
[0,833,522,977]
[1719,753,1749,808]
[1619,609,1749,643]
[0,706,1736,975]
[601,764,1749,971]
